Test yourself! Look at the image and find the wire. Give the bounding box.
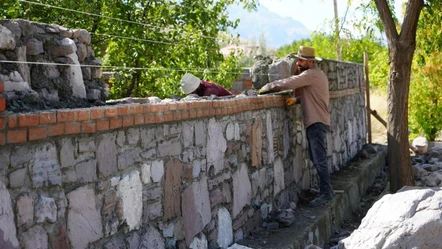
[18,0,234,42]
[0,60,282,77]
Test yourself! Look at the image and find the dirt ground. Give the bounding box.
[369,90,388,145]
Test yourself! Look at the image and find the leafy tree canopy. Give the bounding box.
[2,0,257,99]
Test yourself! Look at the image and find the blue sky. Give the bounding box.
[259,0,404,32]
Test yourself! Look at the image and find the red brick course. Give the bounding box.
[0,93,318,145]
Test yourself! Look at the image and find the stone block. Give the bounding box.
[117,171,143,231]
[163,159,181,221]
[31,143,61,188]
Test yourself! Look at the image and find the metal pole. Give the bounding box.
[364,51,372,143]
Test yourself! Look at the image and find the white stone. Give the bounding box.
[189,233,208,249]
[232,163,252,218]
[227,243,254,249]
[217,207,233,248]
[110,176,121,187]
[151,160,164,183]
[141,163,152,184]
[339,186,442,249]
[163,222,174,238]
[207,118,227,174]
[234,123,240,141]
[0,181,19,247]
[67,186,103,249]
[63,38,86,98]
[192,160,201,178]
[0,25,16,50]
[273,157,285,196]
[412,136,429,155]
[117,171,143,231]
[35,195,57,223]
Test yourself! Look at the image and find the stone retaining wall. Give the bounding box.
[0,21,367,249]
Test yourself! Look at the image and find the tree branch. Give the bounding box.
[374,0,399,43]
[400,0,424,41]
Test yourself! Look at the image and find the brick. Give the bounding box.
[0,79,4,93]
[8,115,17,128]
[29,127,47,141]
[57,110,75,122]
[173,111,182,121]
[109,118,122,129]
[117,105,129,116]
[142,105,152,114]
[105,107,117,118]
[0,132,5,145]
[65,123,81,135]
[47,124,64,137]
[129,105,142,115]
[18,114,39,127]
[122,116,134,127]
[81,121,96,133]
[145,115,155,124]
[181,111,189,120]
[39,111,56,125]
[243,80,253,87]
[169,103,177,111]
[0,116,5,130]
[155,114,164,123]
[90,108,104,119]
[75,109,90,121]
[0,98,5,112]
[7,130,27,143]
[97,120,109,131]
[151,104,159,112]
[176,102,188,110]
[134,115,144,125]
[158,104,168,112]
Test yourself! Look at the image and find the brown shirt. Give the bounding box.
[268,66,330,127]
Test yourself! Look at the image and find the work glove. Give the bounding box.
[258,84,270,94]
[286,97,297,106]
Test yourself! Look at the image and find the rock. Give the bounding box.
[412,136,429,155]
[339,187,442,249]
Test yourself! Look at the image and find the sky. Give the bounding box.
[259,0,404,32]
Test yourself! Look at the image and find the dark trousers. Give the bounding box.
[306,122,333,196]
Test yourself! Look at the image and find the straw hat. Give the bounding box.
[180,73,201,94]
[292,46,322,61]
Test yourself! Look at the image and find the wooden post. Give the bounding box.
[364,52,372,143]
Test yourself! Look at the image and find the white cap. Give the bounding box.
[180,73,201,94]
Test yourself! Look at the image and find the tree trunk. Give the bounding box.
[387,43,415,192]
[374,0,423,192]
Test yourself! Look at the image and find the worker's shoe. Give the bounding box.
[309,193,334,207]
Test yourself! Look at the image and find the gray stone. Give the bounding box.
[26,38,43,55]
[20,225,48,249]
[268,59,290,82]
[118,148,142,170]
[67,186,103,249]
[16,194,33,230]
[35,195,57,224]
[251,168,266,198]
[16,46,31,85]
[75,159,97,183]
[61,168,77,184]
[232,163,252,218]
[78,137,95,153]
[9,168,29,188]
[163,222,175,238]
[217,207,233,248]
[97,133,118,178]
[117,171,143,231]
[73,29,91,44]
[145,186,162,201]
[207,118,227,175]
[2,21,21,39]
[195,121,206,146]
[31,143,61,188]
[127,128,140,145]
[0,181,19,248]
[0,150,10,170]
[59,138,76,168]
[182,177,211,246]
[65,50,87,98]
[145,201,163,220]
[0,25,16,50]
[82,67,91,80]
[86,89,101,101]
[48,38,76,57]
[91,67,102,79]
[139,226,165,249]
[76,43,87,62]
[183,122,194,148]
[151,160,164,183]
[158,137,182,157]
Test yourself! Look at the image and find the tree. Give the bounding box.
[408,3,442,141]
[373,0,429,192]
[2,0,258,99]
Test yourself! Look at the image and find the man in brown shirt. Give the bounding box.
[259,46,334,207]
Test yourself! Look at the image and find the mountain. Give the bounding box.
[226,4,311,49]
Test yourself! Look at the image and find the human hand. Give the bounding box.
[258,84,270,94]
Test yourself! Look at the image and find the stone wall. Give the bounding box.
[0,19,108,113]
[0,21,366,249]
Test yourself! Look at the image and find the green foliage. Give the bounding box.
[408,2,442,141]
[2,0,256,99]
